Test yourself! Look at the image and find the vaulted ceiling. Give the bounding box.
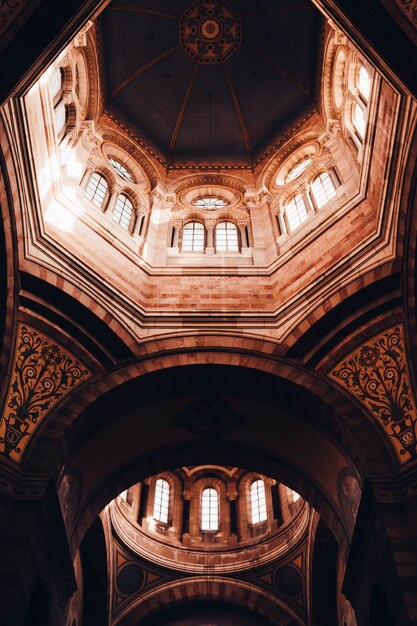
[98,0,323,168]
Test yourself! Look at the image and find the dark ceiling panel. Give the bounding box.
[171,64,249,165]
[226,48,311,157]
[98,0,324,167]
[113,49,195,155]
[242,7,322,92]
[99,9,179,94]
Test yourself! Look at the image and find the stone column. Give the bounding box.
[205,219,215,254]
[0,470,76,626]
[246,192,277,264]
[104,183,122,217]
[170,219,182,250]
[343,477,417,626]
[142,190,175,264]
[181,487,192,545]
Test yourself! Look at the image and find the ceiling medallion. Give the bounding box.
[180,1,241,64]
[173,393,247,439]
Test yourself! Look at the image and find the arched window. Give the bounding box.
[250,480,267,524]
[215,221,239,252]
[357,65,371,102]
[54,99,67,138]
[285,193,308,231]
[311,172,337,209]
[352,102,366,139]
[153,478,170,523]
[85,172,108,208]
[182,222,205,252]
[49,66,63,102]
[113,194,133,230]
[201,488,218,531]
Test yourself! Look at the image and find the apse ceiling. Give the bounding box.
[98,0,324,169]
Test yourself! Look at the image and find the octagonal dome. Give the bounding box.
[98,0,324,168]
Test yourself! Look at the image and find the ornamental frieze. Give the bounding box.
[329,325,417,464]
[0,324,91,463]
[395,0,417,27]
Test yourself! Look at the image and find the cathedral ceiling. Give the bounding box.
[97,0,323,168]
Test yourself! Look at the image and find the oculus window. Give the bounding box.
[193,196,228,211]
[109,157,133,182]
[285,157,312,183]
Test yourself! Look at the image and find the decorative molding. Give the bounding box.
[74,19,93,48]
[329,325,417,464]
[0,0,41,50]
[395,0,417,27]
[0,324,91,463]
[173,393,247,439]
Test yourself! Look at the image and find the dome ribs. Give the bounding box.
[168,65,199,166]
[223,64,253,168]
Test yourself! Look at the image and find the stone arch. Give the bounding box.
[22,342,397,557]
[115,576,303,626]
[0,117,18,384]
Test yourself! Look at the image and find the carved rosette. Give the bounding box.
[0,324,91,463]
[329,325,417,464]
[180,1,241,64]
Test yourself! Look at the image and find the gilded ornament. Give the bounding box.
[329,325,417,463]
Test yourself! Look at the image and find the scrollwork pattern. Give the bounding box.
[395,0,417,25]
[329,325,417,464]
[0,324,91,463]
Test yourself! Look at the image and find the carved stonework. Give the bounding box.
[180,1,241,64]
[329,325,417,464]
[0,324,91,463]
[395,0,417,27]
[173,394,246,439]
[74,19,93,48]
